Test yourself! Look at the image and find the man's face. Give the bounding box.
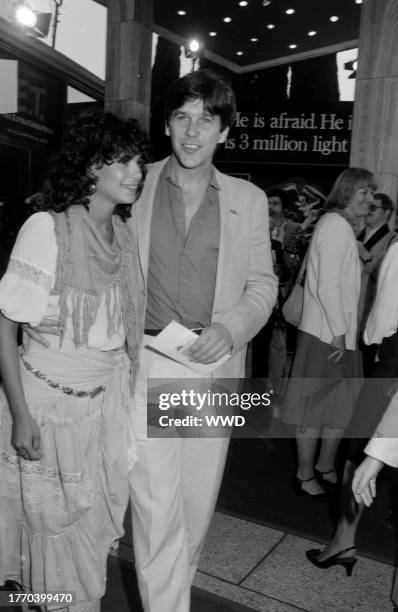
[166,98,228,171]
[365,197,389,229]
[268,196,284,220]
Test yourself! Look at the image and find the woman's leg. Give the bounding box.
[296,427,326,495]
[316,460,363,561]
[315,425,346,484]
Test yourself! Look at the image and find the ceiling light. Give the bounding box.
[239,1,248,5]
[308,30,317,36]
[266,23,275,29]
[286,9,295,15]
[262,0,271,5]
[209,31,217,37]
[223,16,232,22]
[236,51,244,55]
[177,10,186,16]
[355,0,362,3]
[250,37,259,42]
[330,15,339,22]
[289,44,297,49]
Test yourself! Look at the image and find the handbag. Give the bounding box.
[281,253,307,327]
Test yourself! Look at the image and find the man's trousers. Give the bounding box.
[129,339,230,612]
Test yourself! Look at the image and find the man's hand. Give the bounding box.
[22,317,61,349]
[12,411,43,461]
[328,334,345,364]
[352,456,384,507]
[188,323,233,364]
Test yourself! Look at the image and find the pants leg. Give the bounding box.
[129,343,230,612]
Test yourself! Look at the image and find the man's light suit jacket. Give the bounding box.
[128,157,278,379]
[365,391,398,468]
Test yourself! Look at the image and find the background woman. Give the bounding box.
[0,111,148,611]
[306,239,398,573]
[282,167,376,499]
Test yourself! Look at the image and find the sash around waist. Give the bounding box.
[21,334,129,391]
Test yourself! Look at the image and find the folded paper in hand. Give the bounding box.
[147,320,230,375]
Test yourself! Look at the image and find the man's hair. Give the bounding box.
[266,187,290,211]
[374,192,395,216]
[40,111,150,221]
[325,167,376,211]
[164,69,236,131]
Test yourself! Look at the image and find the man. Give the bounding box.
[357,192,396,373]
[252,187,304,394]
[127,69,277,612]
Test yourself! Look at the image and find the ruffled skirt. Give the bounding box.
[0,340,134,610]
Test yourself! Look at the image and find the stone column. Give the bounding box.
[350,0,398,201]
[105,0,153,131]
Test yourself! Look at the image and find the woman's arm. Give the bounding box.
[0,312,42,460]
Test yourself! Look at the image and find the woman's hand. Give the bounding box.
[22,318,61,350]
[328,334,345,364]
[352,456,384,507]
[12,411,43,461]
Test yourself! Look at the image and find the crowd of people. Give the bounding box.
[0,67,397,612]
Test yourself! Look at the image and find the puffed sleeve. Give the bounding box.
[0,212,57,325]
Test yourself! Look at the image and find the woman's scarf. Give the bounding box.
[50,206,144,390]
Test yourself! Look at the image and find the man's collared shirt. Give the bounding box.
[145,159,220,330]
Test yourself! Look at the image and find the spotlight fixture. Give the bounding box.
[12,2,52,38]
[355,0,362,3]
[223,17,232,22]
[239,1,249,5]
[286,8,295,15]
[308,30,317,36]
[266,23,275,29]
[262,0,271,6]
[250,37,259,42]
[185,38,203,60]
[209,31,217,37]
[289,44,297,49]
[236,51,244,56]
[330,15,339,22]
[177,10,186,15]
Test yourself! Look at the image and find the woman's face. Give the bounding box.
[346,184,375,219]
[92,155,142,206]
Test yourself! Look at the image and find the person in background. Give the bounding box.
[357,192,396,374]
[252,188,305,380]
[281,167,375,499]
[306,239,398,573]
[0,111,148,611]
[352,392,398,611]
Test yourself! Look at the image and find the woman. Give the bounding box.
[306,239,398,573]
[0,111,148,610]
[281,167,376,499]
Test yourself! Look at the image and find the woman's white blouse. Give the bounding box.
[0,212,125,350]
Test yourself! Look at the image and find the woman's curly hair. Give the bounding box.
[40,111,150,221]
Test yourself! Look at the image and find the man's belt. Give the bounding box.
[144,328,203,336]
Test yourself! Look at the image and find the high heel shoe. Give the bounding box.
[292,476,331,502]
[306,546,357,576]
[314,468,338,488]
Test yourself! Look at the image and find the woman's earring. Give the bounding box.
[88,182,97,195]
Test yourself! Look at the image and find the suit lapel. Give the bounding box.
[363,223,389,251]
[134,158,169,285]
[213,170,241,310]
